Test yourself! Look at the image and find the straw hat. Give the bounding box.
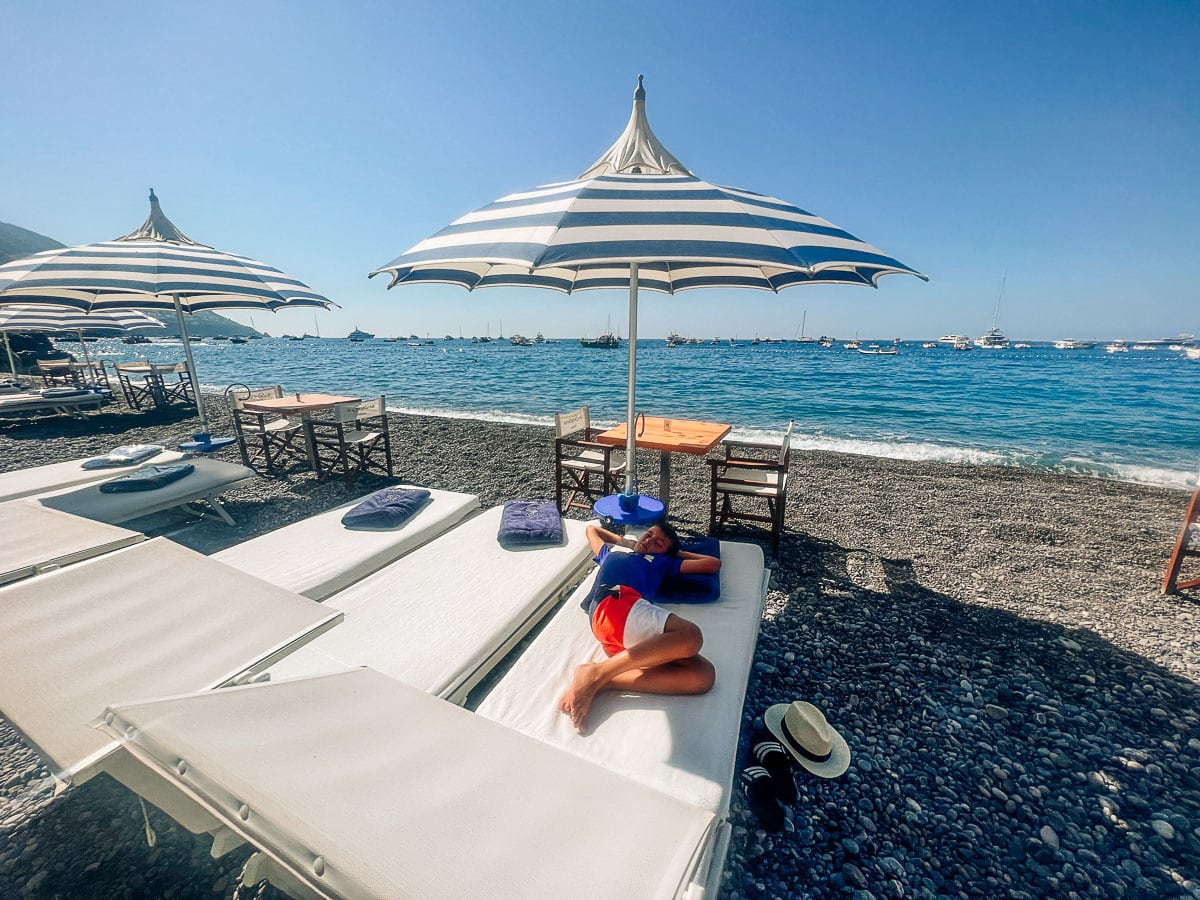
[763,701,851,778]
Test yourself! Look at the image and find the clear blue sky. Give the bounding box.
[3,1,1197,341]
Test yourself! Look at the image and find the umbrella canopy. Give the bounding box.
[0,191,334,431]
[0,304,164,377]
[372,76,926,497]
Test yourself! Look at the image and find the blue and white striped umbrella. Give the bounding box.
[372,76,926,497]
[0,304,164,378]
[0,190,334,431]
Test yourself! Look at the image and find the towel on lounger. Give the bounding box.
[498,499,564,548]
[341,488,431,530]
[98,463,195,493]
[81,444,165,469]
[659,537,722,603]
[40,387,91,399]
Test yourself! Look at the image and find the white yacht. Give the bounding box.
[348,327,374,341]
[952,337,973,351]
[1105,340,1129,353]
[973,272,1009,348]
[939,333,970,345]
[974,327,1010,349]
[1053,339,1096,350]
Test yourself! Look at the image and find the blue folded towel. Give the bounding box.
[498,499,564,548]
[341,488,431,530]
[98,463,195,493]
[659,537,722,603]
[81,444,165,469]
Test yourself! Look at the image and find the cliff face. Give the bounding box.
[0,222,261,337]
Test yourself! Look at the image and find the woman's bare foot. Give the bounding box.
[558,662,604,734]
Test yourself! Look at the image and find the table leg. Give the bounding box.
[301,413,320,472]
[659,452,671,509]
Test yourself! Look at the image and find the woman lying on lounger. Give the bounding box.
[559,522,722,734]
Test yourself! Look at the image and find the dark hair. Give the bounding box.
[656,520,681,555]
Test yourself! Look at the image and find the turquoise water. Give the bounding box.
[84,337,1198,489]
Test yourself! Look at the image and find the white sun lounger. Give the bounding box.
[0,538,341,791]
[0,499,144,586]
[31,457,256,526]
[96,668,717,900]
[0,448,187,503]
[212,486,480,600]
[0,389,107,418]
[475,539,768,898]
[265,505,593,701]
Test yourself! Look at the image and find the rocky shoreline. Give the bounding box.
[1,399,1198,898]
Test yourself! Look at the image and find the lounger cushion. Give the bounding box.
[497,499,564,548]
[660,537,722,603]
[40,387,92,399]
[99,463,195,493]
[340,487,431,529]
[477,540,767,817]
[81,444,166,469]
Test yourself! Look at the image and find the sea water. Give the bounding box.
[85,337,1199,490]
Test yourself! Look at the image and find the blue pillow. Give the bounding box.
[341,488,431,530]
[659,537,722,603]
[98,463,195,493]
[498,499,564,548]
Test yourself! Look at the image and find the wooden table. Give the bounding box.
[595,416,732,508]
[243,393,360,471]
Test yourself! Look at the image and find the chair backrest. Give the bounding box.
[555,405,590,438]
[113,362,147,375]
[231,386,284,411]
[778,420,794,466]
[329,400,363,424]
[355,396,385,420]
[36,358,72,372]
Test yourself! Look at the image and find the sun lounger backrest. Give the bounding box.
[0,500,144,586]
[0,449,186,502]
[32,457,255,525]
[96,669,716,900]
[0,538,341,786]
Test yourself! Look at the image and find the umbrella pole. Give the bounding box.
[624,262,639,495]
[172,295,209,434]
[75,329,95,376]
[2,333,17,380]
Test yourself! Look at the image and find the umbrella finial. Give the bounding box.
[579,76,692,178]
[116,189,205,246]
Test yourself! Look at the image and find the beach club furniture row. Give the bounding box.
[0,501,769,898]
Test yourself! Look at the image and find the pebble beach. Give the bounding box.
[1,399,1198,899]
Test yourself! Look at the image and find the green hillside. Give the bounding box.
[0,221,262,337]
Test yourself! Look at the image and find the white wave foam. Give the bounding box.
[383,407,1197,490]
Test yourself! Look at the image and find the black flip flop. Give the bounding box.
[752,738,798,804]
[741,766,785,832]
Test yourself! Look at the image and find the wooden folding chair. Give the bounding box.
[554,405,624,513]
[1162,488,1200,595]
[229,386,305,474]
[310,396,393,486]
[708,420,793,552]
[113,362,157,409]
[150,362,195,406]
